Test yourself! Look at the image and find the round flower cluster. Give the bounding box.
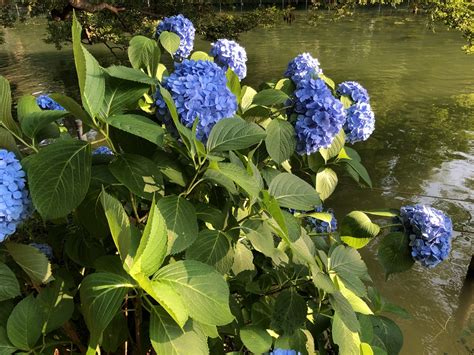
[155,60,237,142]
[285,53,322,84]
[92,146,114,156]
[210,39,248,80]
[293,78,346,155]
[270,349,301,355]
[156,14,195,61]
[30,242,53,259]
[336,81,370,103]
[400,204,453,268]
[307,206,337,233]
[0,150,31,243]
[36,95,65,111]
[344,102,375,143]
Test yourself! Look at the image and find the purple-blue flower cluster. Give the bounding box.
[270,349,301,355]
[344,102,375,144]
[307,205,337,233]
[0,150,31,242]
[336,81,370,103]
[30,242,53,259]
[36,95,65,111]
[156,14,195,61]
[92,146,114,156]
[285,53,322,84]
[210,39,248,80]
[293,78,346,155]
[400,204,453,268]
[155,60,237,142]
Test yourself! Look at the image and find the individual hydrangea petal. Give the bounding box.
[400,204,453,268]
[307,205,337,233]
[29,242,53,259]
[336,81,370,103]
[293,78,346,155]
[285,53,322,84]
[0,149,32,243]
[36,95,65,111]
[210,39,248,80]
[156,14,195,60]
[155,59,237,142]
[92,146,114,156]
[344,101,375,144]
[270,349,301,355]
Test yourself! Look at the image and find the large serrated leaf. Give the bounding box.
[378,232,414,278]
[332,311,361,355]
[206,117,265,152]
[340,211,380,248]
[268,173,320,211]
[265,118,296,164]
[252,89,289,106]
[107,114,164,147]
[28,140,91,219]
[320,129,345,162]
[6,295,43,350]
[6,243,52,284]
[21,110,68,139]
[240,325,272,354]
[0,76,20,135]
[0,264,20,302]
[128,35,161,77]
[104,66,159,85]
[159,31,181,57]
[37,279,74,334]
[316,167,338,201]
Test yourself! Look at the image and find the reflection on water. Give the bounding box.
[1,11,473,354]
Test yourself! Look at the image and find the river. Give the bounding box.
[1,10,473,355]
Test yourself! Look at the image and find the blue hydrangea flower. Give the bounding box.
[285,53,322,84]
[30,242,53,259]
[0,150,31,243]
[400,204,453,268]
[336,81,370,103]
[307,206,337,233]
[293,78,346,155]
[344,101,375,144]
[156,14,195,61]
[155,60,237,142]
[36,95,65,111]
[92,146,114,156]
[270,349,301,355]
[210,39,248,80]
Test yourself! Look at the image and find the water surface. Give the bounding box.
[1,11,473,354]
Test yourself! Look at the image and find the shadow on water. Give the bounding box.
[1,11,473,355]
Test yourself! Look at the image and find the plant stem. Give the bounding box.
[1,123,38,152]
[135,296,143,355]
[380,223,403,229]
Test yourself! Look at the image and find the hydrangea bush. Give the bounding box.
[0,14,454,355]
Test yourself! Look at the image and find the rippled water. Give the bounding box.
[1,11,473,354]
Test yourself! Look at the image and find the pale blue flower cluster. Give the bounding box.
[156,14,195,60]
[400,204,453,268]
[30,242,53,259]
[285,53,322,84]
[0,150,31,243]
[293,78,346,155]
[36,95,65,111]
[155,60,237,141]
[344,102,375,143]
[308,205,337,233]
[210,39,248,80]
[270,349,301,355]
[336,81,370,103]
[92,146,113,156]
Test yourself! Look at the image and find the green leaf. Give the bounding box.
[332,311,361,355]
[0,128,20,156]
[226,68,241,99]
[240,85,257,111]
[0,76,20,135]
[252,89,289,106]
[329,245,368,279]
[109,154,164,200]
[107,114,165,147]
[378,232,414,278]
[308,152,325,173]
[371,316,403,355]
[240,325,272,354]
[268,173,320,211]
[153,260,233,326]
[100,76,149,118]
[274,78,295,95]
[105,65,159,85]
[102,313,128,353]
[242,220,288,265]
[0,264,20,302]
[0,326,16,354]
[37,280,74,334]
[128,35,161,77]
[340,95,353,109]
[130,199,167,276]
[49,94,94,128]
[265,118,296,164]
[186,230,234,274]
[150,307,208,355]
[6,243,52,284]
[203,169,237,195]
[232,241,255,275]
[271,289,307,335]
[6,295,43,350]
[16,95,41,122]
[316,167,338,201]
[329,292,360,332]
[211,162,261,198]
[80,272,133,347]
[319,73,335,90]
[363,210,398,218]
[340,211,380,249]
[190,51,213,61]
[156,195,198,254]
[345,159,372,187]
[28,140,91,219]
[21,110,67,139]
[206,117,266,152]
[320,129,345,162]
[159,31,181,57]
